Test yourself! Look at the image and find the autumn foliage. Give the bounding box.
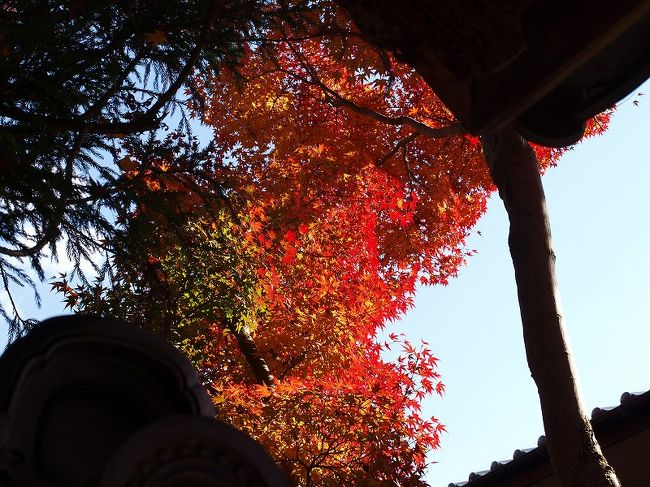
[55,1,612,485]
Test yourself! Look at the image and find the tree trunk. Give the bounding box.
[481,127,620,486]
[225,319,275,387]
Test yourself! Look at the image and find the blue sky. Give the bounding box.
[400,83,649,486]
[1,80,647,486]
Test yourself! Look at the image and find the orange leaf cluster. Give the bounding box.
[182,4,493,482]
[65,2,612,484]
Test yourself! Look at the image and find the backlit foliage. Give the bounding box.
[49,1,613,485]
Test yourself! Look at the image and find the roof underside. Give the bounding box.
[337,0,650,147]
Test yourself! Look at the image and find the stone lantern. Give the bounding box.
[0,315,288,486]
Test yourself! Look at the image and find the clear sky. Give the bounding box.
[399,83,649,486]
[1,81,647,487]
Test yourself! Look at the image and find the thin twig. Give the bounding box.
[376,132,418,167]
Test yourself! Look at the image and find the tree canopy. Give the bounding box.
[4,1,614,485]
[0,0,262,330]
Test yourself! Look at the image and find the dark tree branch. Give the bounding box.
[0,127,86,258]
[325,88,464,139]
[376,132,418,167]
[2,107,158,136]
[225,318,275,387]
[143,4,218,119]
[1,3,216,138]
[85,50,147,120]
[281,45,465,139]
[277,347,311,380]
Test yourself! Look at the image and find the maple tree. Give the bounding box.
[176,3,617,484]
[57,133,448,484]
[54,3,493,482]
[7,0,623,485]
[5,2,457,482]
[40,2,494,481]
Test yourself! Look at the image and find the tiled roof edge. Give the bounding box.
[447,390,650,487]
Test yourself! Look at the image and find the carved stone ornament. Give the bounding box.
[98,415,288,486]
[0,315,288,487]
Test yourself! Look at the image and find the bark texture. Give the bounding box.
[225,319,275,387]
[481,127,620,487]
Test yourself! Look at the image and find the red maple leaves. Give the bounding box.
[57,1,612,484]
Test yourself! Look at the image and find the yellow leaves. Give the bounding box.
[144,177,161,191]
[292,418,305,427]
[239,311,260,334]
[144,30,168,45]
[157,160,171,172]
[265,94,290,112]
[310,143,326,156]
[257,385,273,398]
[214,395,226,404]
[295,144,327,158]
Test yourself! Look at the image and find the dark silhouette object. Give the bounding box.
[338,0,650,146]
[0,315,288,487]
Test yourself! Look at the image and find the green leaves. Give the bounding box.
[0,0,266,330]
